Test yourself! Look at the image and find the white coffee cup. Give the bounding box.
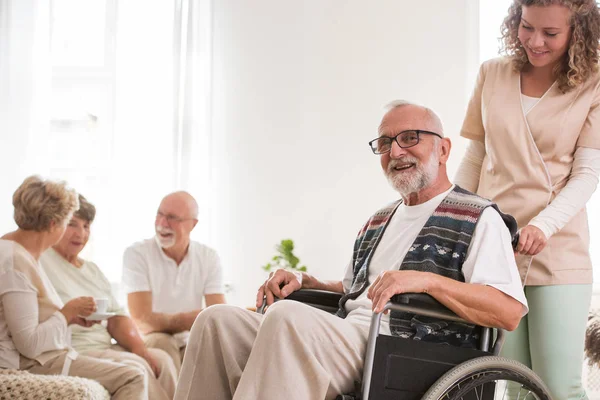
[94,298,109,314]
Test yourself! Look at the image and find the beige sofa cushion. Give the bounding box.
[0,369,109,399]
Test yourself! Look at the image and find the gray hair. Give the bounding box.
[383,99,444,137]
[74,194,96,223]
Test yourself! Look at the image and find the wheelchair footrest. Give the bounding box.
[368,334,494,400]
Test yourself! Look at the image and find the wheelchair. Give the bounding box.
[262,289,553,400]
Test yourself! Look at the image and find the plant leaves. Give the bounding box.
[263,239,307,272]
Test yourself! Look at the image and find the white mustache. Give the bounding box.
[388,157,419,171]
[156,227,175,235]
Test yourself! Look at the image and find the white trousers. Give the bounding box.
[143,332,186,375]
[174,301,369,400]
[22,344,178,400]
[83,345,178,400]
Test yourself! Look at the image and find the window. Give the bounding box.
[48,0,180,282]
[479,0,512,63]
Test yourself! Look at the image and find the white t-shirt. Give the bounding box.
[521,93,540,115]
[122,238,224,346]
[41,248,127,352]
[343,186,528,335]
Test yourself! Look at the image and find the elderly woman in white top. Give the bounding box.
[0,176,147,400]
[42,194,177,399]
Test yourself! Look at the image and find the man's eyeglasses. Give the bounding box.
[368,130,443,154]
[156,211,196,224]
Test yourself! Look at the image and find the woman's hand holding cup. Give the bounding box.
[94,298,109,314]
[60,296,96,325]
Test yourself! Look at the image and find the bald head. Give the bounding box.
[155,191,199,253]
[381,100,444,137]
[377,100,452,204]
[161,191,199,220]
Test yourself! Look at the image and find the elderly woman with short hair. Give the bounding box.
[42,194,177,399]
[0,176,148,400]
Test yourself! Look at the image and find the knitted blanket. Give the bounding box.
[0,369,109,400]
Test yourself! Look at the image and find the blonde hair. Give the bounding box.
[13,176,79,232]
[501,0,600,93]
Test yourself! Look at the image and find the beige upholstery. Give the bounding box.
[0,369,109,400]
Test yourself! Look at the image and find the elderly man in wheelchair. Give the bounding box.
[174,101,552,400]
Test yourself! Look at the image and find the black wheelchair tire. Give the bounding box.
[421,356,553,400]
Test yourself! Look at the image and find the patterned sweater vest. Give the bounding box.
[337,186,518,348]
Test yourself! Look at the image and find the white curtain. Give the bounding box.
[96,0,214,281]
[173,0,214,239]
[0,0,51,232]
[0,0,213,283]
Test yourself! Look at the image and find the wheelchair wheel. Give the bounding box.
[421,356,552,400]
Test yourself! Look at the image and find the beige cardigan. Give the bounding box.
[461,57,600,285]
[0,240,68,368]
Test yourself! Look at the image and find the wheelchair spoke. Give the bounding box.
[501,379,508,399]
[421,358,550,400]
[428,371,547,400]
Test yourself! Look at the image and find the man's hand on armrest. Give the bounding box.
[256,269,343,308]
[301,273,344,294]
[128,291,199,334]
[367,270,523,331]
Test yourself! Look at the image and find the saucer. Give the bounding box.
[83,312,116,321]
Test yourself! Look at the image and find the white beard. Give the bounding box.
[155,227,176,249]
[386,153,439,196]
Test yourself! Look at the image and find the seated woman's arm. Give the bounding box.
[107,315,147,354]
[2,291,69,359]
[107,315,160,376]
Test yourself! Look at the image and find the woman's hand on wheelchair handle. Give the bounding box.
[256,269,303,308]
[516,225,547,256]
[368,270,435,314]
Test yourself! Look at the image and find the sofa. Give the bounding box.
[0,368,109,399]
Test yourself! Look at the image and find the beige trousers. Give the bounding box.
[174,301,369,400]
[84,345,178,399]
[21,352,147,400]
[144,332,186,375]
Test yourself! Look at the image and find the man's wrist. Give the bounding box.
[300,273,312,289]
[424,272,442,294]
[172,312,185,332]
[183,310,200,331]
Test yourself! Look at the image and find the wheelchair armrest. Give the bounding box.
[389,293,465,323]
[286,289,342,309]
[388,293,505,354]
[257,289,342,315]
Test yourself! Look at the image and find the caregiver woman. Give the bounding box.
[455,0,600,398]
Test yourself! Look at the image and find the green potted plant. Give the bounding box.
[262,239,307,273]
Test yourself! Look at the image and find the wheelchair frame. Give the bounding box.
[361,293,505,399]
[263,289,552,400]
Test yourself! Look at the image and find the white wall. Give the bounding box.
[210,0,480,306]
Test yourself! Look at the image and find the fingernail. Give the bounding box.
[281,290,287,296]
